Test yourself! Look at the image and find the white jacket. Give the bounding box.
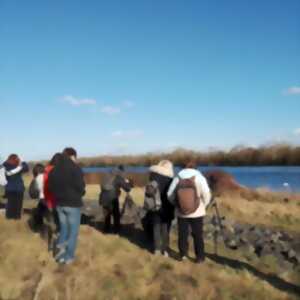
[167,168,211,218]
[35,174,45,200]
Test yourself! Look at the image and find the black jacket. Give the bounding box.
[48,156,85,208]
[149,172,174,222]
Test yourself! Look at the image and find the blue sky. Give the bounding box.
[1,0,300,160]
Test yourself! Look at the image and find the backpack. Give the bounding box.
[176,176,200,215]
[29,178,39,199]
[144,180,162,212]
[0,166,7,187]
[99,174,117,209]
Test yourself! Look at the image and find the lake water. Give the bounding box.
[83,166,300,192]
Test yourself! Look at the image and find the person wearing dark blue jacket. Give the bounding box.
[3,154,29,219]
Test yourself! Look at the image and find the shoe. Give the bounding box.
[64,259,74,265]
[57,258,65,264]
[163,251,169,258]
[54,246,66,260]
[180,256,188,261]
[195,258,205,264]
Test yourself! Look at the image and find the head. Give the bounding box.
[49,153,63,166]
[149,160,174,178]
[6,154,20,166]
[184,160,197,169]
[117,164,125,172]
[112,164,125,176]
[63,147,77,162]
[32,163,45,178]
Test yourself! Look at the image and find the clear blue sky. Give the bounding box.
[1,0,300,160]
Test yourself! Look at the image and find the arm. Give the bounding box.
[6,165,23,176]
[35,174,44,199]
[196,173,211,207]
[72,167,86,196]
[116,175,132,193]
[167,177,179,204]
[6,162,29,176]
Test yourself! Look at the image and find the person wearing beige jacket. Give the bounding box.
[167,162,211,263]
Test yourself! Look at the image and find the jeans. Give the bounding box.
[56,206,81,261]
[178,217,205,260]
[152,213,169,253]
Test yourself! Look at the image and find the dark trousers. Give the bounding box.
[152,213,169,253]
[34,201,48,228]
[6,192,24,220]
[178,217,205,260]
[103,200,120,233]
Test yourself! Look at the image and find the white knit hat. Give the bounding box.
[149,160,174,178]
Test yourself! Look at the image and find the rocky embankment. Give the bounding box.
[81,197,300,271]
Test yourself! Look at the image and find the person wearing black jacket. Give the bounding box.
[147,160,174,256]
[3,154,29,219]
[48,147,85,264]
[99,165,132,234]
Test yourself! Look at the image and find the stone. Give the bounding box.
[259,244,273,257]
[288,249,297,260]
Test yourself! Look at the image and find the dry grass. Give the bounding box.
[0,175,299,299]
[0,213,299,300]
[77,144,300,167]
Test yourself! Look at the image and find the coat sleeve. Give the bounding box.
[5,165,23,176]
[167,177,179,204]
[72,167,86,196]
[21,162,29,173]
[196,173,211,207]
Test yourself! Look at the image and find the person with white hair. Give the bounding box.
[144,160,175,256]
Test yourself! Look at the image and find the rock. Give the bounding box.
[278,241,291,254]
[204,224,215,234]
[226,239,238,250]
[288,249,297,260]
[233,223,244,234]
[259,244,273,257]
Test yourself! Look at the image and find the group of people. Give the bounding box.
[0,148,212,265]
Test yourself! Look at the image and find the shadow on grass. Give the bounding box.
[81,213,154,252]
[206,253,300,297]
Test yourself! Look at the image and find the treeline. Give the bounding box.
[79,144,300,167]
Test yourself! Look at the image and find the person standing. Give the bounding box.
[3,154,29,219]
[146,160,175,256]
[167,161,211,263]
[99,165,132,234]
[48,148,85,264]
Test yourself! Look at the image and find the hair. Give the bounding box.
[50,153,63,166]
[118,164,125,172]
[6,154,20,167]
[32,163,45,177]
[63,147,77,158]
[185,160,197,169]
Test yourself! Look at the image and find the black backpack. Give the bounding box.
[29,178,39,199]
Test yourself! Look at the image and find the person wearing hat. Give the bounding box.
[146,160,175,256]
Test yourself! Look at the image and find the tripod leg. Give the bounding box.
[214,203,227,247]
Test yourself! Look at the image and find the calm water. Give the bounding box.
[83,166,300,192]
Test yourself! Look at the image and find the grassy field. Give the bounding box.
[0,178,299,300]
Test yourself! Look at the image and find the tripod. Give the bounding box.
[208,197,227,255]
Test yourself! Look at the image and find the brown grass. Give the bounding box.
[76,144,300,167]
[0,212,299,300]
